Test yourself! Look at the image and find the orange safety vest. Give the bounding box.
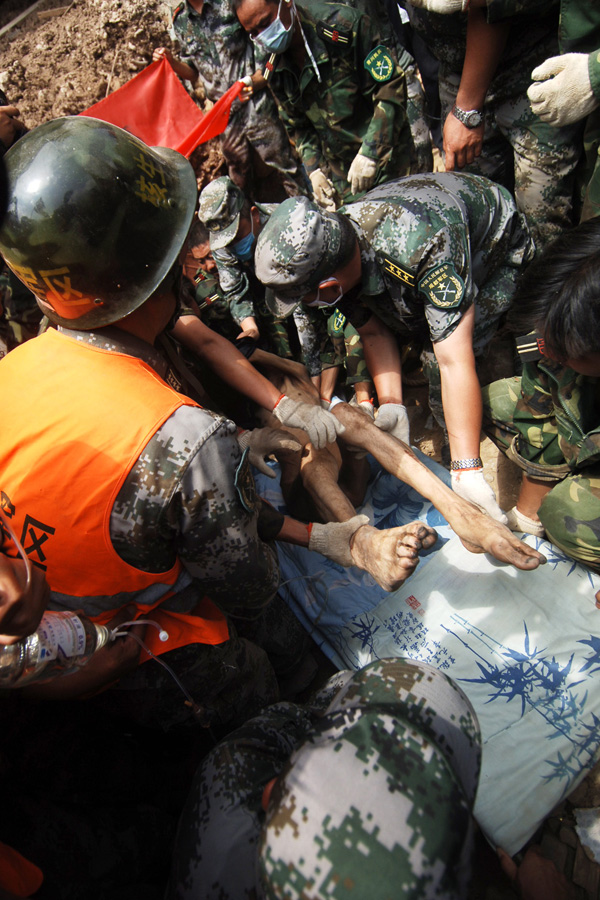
[0,329,229,658]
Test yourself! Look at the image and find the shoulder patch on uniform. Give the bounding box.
[317,21,351,47]
[235,448,260,514]
[364,45,395,83]
[418,263,465,309]
[172,2,184,22]
[377,253,416,288]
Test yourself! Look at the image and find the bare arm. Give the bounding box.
[443,7,510,170]
[0,555,49,644]
[357,315,404,404]
[172,315,282,411]
[152,47,198,84]
[434,305,482,459]
[331,402,546,570]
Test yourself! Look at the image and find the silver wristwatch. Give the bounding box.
[452,105,483,128]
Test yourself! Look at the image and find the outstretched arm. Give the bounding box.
[331,402,546,570]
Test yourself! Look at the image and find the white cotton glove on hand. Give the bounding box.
[309,168,337,211]
[404,0,469,13]
[237,428,302,478]
[273,395,345,449]
[347,153,378,195]
[451,469,508,524]
[308,515,369,566]
[375,402,410,444]
[528,53,599,127]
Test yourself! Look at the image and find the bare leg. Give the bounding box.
[331,402,546,571]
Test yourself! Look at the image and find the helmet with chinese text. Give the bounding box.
[0,116,197,329]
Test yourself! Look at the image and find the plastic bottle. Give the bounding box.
[0,611,112,688]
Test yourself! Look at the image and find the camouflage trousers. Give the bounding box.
[580,108,600,222]
[94,595,311,732]
[439,73,582,251]
[483,376,600,571]
[322,308,373,387]
[223,95,309,202]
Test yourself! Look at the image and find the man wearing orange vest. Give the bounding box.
[0,117,442,730]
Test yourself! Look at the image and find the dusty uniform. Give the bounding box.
[0,265,42,357]
[483,361,600,571]
[557,0,600,221]
[407,0,582,250]
[267,0,415,205]
[167,658,481,900]
[337,173,533,426]
[0,326,301,730]
[171,0,305,197]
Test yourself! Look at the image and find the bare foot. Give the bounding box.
[350,521,438,591]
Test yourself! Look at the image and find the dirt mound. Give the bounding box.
[0,0,224,184]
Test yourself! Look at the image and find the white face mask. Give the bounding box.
[305,277,344,308]
[251,0,295,53]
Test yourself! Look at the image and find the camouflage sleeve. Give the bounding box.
[276,96,324,175]
[167,702,314,900]
[354,13,410,163]
[590,50,600,101]
[111,406,280,612]
[418,223,473,344]
[213,248,256,324]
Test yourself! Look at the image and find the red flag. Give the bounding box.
[81,58,243,157]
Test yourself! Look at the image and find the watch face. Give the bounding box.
[466,111,482,127]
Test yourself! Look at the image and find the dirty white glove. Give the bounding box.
[238,428,302,478]
[272,394,345,449]
[505,506,545,537]
[308,514,369,566]
[309,168,337,211]
[358,399,375,419]
[375,402,410,444]
[404,0,469,13]
[528,53,599,127]
[347,153,378,195]
[451,469,508,524]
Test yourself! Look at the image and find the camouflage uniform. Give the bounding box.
[171,0,305,197]
[33,327,309,731]
[336,173,533,427]
[483,361,600,571]
[407,0,582,251]
[0,265,42,358]
[555,0,600,221]
[167,658,481,900]
[266,0,415,205]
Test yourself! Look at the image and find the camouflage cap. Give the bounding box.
[198,176,245,250]
[260,658,481,900]
[255,196,354,318]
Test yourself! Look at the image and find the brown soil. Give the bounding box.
[0,0,225,186]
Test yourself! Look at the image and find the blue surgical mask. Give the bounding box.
[252,0,295,54]
[306,278,344,308]
[233,221,256,262]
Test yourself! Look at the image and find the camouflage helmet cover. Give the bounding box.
[198,176,245,251]
[0,116,197,329]
[260,658,482,900]
[255,196,355,318]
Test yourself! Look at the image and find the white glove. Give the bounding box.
[451,469,508,524]
[273,394,346,449]
[309,168,337,211]
[505,506,545,537]
[374,402,410,444]
[358,399,375,419]
[528,53,599,127]
[308,515,369,566]
[347,153,378,195]
[404,0,469,13]
[237,427,302,478]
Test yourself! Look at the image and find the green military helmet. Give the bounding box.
[0,116,197,329]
